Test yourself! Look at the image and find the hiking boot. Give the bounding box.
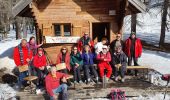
[96,77,99,84]
[79,80,83,84]
[121,78,125,83]
[106,77,110,82]
[115,77,118,82]
[87,78,91,84]
[74,81,78,84]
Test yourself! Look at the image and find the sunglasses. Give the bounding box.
[62,49,66,50]
[73,49,77,50]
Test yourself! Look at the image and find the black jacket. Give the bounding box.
[111,51,127,68]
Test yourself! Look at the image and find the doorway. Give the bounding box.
[92,22,110,43]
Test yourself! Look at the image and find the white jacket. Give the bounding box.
[94,42,104,54]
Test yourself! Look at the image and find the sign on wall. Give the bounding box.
[45,36,80,43]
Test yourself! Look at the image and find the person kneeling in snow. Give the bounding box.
[45,67,69,100]
[33,48,48,88]
[13,39,33,88]
[111,46,127,82]
[96,45,112,82]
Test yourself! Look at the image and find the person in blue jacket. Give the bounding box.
[82,45,99,84]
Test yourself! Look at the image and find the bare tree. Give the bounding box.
[159,0,169,47]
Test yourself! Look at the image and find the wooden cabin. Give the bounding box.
[12,0,146,64]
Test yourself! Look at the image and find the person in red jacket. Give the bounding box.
[56,46,71,73]
[13,39,33,88]
[77,33,94,53]
[33,48,48,87]
[125,32,142,75]
[45,67,69,100]
[96,45,112,82]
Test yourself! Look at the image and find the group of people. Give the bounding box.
[13,32,142,100]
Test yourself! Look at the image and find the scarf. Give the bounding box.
[18,44,30,65]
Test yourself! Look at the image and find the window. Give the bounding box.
[54,25,61,36]
[54,24,71,36]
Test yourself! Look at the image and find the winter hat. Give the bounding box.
[130,32,136,36]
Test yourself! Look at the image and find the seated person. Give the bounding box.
[33,48,48,87]
[96,45,112,82]
[111,46,127,82]
[94,38,108,54]
[56,46,71,73]
[13,39,33,89]
[70,46,83,84]
[82,45,99,83]
[45,67,69,100]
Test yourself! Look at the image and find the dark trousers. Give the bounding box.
[83,65,98,80]
[114,66,126,78]
[73,66,82,82]
[35,67,48,87]
[128,54,139,66]
[18,71,28,87]
[128,54,139,75]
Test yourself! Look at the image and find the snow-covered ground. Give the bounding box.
[140,49,170,74]
[123,4,170,46]
[0,30,35,73]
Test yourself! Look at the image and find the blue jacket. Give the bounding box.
[82,52,95,65]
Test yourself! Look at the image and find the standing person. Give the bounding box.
[27,36,43,56]
[82,45,99,83]
[110,34,124,54]
[94,38,108,54]
[33,48,48,88]
[70,46,83,84]
[78,33,94,52]
[13,39,33,88]
[96,45,112,82]
[45,67,69,100]
[125,32,142,66]
[124,32,142,75]
[56,46,71,73]
[112,46,127,82]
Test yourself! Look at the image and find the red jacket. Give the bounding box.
[13,46,33,66]
[45,72,69,96]
[96,52,111,63]
[56,52,71,71]
[33,54,47,68]
[77,37,94,52]
[124,38,142,58]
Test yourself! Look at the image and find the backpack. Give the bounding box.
[110,89,126,100]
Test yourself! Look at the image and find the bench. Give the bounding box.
[126,66,152,79]
[24,76,38,94]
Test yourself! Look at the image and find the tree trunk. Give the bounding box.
[23,17,27,38]
[15,17,21,40]
[159,0,169,48]
[131,14,137,33]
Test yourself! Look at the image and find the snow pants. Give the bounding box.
[98,62,112,78]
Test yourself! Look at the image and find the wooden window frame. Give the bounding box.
[53,23,72,37]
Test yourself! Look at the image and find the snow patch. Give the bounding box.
[0,84,16,100]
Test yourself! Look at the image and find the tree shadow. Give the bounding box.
[0,46,15,59]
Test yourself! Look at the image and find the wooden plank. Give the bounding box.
[127,66,151,69]
[128,0,147,13]
[12,0,32,17]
